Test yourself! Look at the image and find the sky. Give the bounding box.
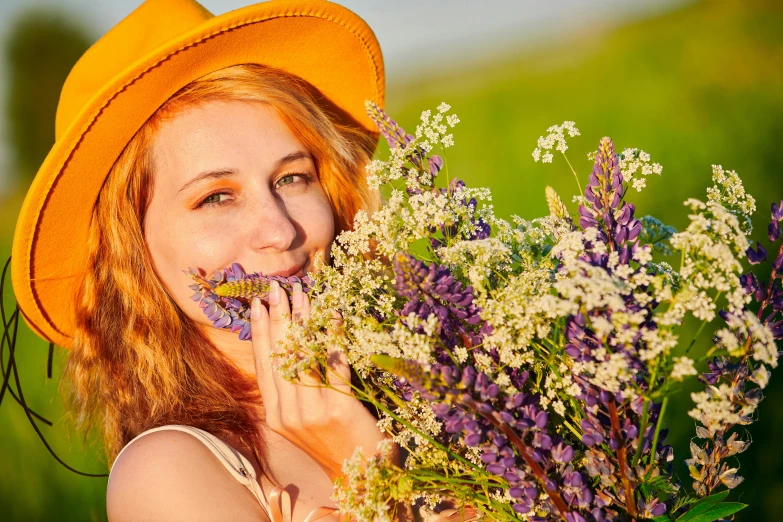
[0,0,692,195]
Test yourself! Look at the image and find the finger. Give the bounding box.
[265,281,300,392]
[325,310,352,393]
[269,281,322,396]
[299,283,311,321]
[267,279,290,339]
[290,285,322,390]
[290,282,310,323]
[250,297,278,409]
[325,346,352,394]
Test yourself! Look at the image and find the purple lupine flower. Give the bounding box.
[365,100,413,150]
[558,153,675,514]
[769,220,781,242]
[698,356,744,386]
[578,137,642,265]
[549,138,682,519]
[365,100,443,188]
[739,273,767,303]
[746,241,767,264]
[184,263,314,341]
[772,200,783,221]
[393,252,483,350]
[775,252,783,272]
[372,355,600,521]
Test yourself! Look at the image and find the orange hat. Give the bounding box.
[10,0,385,349]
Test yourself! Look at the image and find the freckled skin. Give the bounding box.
[144,99,335,360]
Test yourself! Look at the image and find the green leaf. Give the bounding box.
[379,385,409,410]
[675,491,729,522]
[371,354,405,375]
[652,516,672,522]
[684,503,747,522]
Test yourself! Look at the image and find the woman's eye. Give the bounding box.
[196,191,231,208]
[275,172,310,189]
[195,173,311,209]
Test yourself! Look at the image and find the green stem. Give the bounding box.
[562,419,582,440]
[562,152,584,196]
[646,396,669,470]
[562,152,583,197]
[410,478,518,521]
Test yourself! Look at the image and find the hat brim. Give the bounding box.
[11,0,385,348]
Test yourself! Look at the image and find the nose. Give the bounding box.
[245,191,297,252]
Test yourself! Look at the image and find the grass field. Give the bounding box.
[1,0,781,519]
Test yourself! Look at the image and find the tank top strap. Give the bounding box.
[110,424,276,517]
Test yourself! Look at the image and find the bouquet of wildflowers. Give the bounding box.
[186,102,782,521]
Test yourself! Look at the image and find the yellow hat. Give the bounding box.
[10,0,385,349]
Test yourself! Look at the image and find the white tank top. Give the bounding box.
[109,424,342,521]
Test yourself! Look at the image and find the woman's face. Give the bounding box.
[144,99,335,329]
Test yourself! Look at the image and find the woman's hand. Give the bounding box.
[250,280,397,481]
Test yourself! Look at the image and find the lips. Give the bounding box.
[266,261,306,278]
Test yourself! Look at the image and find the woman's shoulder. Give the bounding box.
[107,424,270,522]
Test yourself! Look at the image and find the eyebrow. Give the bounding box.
[177,150,313,194]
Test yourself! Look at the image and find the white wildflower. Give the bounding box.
[689,383,753,436]
[454,346,469,364]
[573,352,636,396]
[750,365,771,389]
[633,244,653,265]
[707,165,756,219]
[332,439,407,522]
[533,120,580,163]
[670,356,698,381]
[632,178,647,192]
[439,238,512,301]
[669,199,751,319]
[618,147,663,193]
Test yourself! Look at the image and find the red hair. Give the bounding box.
[60,64,380,467]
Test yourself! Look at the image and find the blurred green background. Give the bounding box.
[1,0,781,520]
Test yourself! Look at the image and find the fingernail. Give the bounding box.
[269,280,280,305]
[251,297,261,321]
[292,282,303,309]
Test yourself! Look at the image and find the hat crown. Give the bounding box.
[55,0,213,139]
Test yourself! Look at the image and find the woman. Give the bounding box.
[97,66,394,521]
[10,0,467,520]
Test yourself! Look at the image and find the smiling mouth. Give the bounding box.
[267,260,306,279]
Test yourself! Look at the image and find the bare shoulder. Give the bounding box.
[107,430,270,522]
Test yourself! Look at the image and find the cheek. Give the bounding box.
[145,207,240,324]
[297,195,336,249]
[148,204,238,269]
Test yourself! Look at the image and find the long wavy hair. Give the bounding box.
[60,63,380,469]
